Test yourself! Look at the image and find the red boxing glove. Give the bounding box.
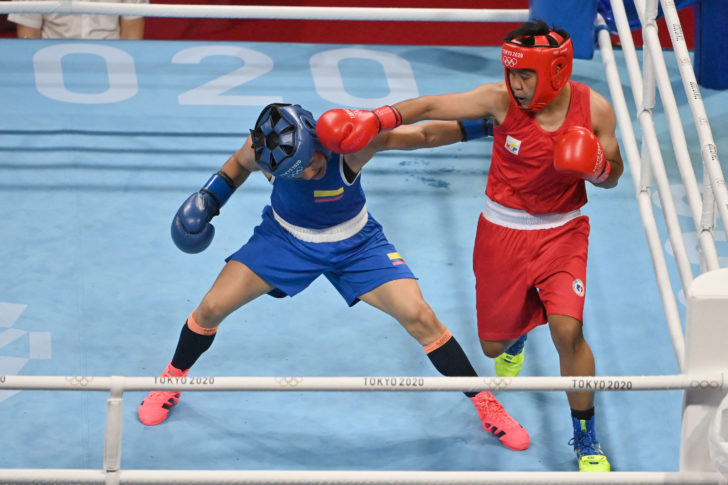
[316,105,402,154]
[553,126,611,184]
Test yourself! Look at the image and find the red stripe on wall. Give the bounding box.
[143,0,527,45]
[0,0,694,49]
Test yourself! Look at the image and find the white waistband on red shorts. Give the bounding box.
[482,196,581,230]
[272,205,368,243]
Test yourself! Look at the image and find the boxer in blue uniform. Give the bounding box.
[138,103,529,451]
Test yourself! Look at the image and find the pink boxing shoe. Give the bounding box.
[470,391,530,451]
[138,362,189,426]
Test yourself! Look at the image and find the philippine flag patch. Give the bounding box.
[505,135,521,155]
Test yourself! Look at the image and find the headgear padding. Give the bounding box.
[250,103,329,178]
[501,30,573,112]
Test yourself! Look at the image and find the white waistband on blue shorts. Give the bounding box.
[482,196,581,230]
[272,205,369,243]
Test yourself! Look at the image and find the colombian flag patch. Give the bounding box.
[314,187,344,203]
[388,252,406,266]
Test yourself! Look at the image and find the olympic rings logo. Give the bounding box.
[65,376,93,387]
[276,377,303,388]
[482,377,513,390]
[689,380,720,389]
[502,56,518,68]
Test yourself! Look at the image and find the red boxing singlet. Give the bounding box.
[486,81,592,214]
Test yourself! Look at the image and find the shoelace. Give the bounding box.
[506,336,526,355]
[476,395,516,426]
[569,432,600,456]
[145,390,178,401]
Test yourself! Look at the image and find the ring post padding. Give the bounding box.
[681,268,728,472]
[709,393,728,478]
[694,0,728,89]
[529,0,598,59]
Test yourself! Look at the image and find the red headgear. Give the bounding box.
[501,30,573,112]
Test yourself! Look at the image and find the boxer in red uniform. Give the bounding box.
[317,20,624,472]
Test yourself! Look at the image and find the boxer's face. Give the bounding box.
[507,69,537,109]
[299,151,328,180]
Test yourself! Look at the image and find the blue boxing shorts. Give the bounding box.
[227,206,416,306]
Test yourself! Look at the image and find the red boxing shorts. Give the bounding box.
[473,213,590,341]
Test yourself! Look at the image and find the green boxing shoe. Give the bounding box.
[570,416,611,472]
[494,334,527,377]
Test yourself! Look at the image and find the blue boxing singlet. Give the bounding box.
[269,152,366,230]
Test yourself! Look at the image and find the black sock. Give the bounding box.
[426,335,479,398]
[170,321,216,371]
[571,407,595,421]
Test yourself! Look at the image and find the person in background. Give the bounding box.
[316,19,624,473]
[8,0,147,39]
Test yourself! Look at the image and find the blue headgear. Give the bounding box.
[250,103,330,178]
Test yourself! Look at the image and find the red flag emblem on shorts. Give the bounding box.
[388,252,405,266]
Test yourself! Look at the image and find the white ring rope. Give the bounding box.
[0,469,725,485]
[0,373,724,392]
[4,372,722,484]
[0,1,529,22]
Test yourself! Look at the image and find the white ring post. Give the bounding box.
[102,376,124,485]
[681,268,728,472]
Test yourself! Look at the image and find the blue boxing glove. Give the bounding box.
[171,171,236,254]
[458,118,494,141]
